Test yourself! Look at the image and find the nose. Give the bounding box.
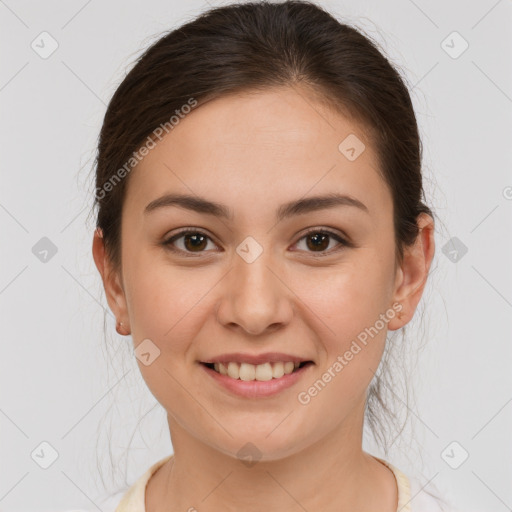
[215,250,294,336]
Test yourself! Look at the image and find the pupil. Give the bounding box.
[185,234,207,251]
[307,233,328,251]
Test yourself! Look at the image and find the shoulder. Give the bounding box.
[58,454,173,512]
[372,455,459,512]
[409,477,460,512]
[116,454,174,511]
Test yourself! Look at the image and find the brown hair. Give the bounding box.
[90,0,442,503]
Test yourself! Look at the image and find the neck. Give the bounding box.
[146,406,397,512]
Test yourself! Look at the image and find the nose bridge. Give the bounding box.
[233,233,276,290]
[216,238,292,334]
[236,248,274,295]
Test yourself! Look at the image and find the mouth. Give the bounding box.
[200,360,314,381]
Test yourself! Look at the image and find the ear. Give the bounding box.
[92,228,130,333]
[387,213,435,330]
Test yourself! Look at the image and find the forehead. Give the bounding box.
[124,86,392,221]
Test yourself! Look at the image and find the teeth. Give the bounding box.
[255,362,273,381]
[239,362,256,381]
[211,361,305,381]
[227,362,239,379]
[284,362,295,374]
[272,361,284,379]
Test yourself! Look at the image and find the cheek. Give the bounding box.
[123,243,207,340]
[124,263,210,410]
[295,257,392,337]
[123,254,222,405]
[290,256,393,386]
[293,273,389,419]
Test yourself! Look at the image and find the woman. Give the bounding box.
[90,1,450,510]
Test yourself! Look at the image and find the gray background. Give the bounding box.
[1,0,511,511]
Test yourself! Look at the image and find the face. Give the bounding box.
[94,85,424,462]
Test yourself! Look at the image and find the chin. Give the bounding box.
[209,429,308,464]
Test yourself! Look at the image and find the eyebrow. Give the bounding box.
[144,192,369,221]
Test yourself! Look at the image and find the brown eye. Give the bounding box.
[163,227,349,258]
[294,229,348,255]
[305,232,330,251]
[163,230,216,255]
[182,233,208,251]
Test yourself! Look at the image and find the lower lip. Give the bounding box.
[200,362,313,398]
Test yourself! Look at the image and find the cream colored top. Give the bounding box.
[100,454,451,512]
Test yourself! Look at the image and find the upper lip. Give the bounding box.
[200,352,312,365]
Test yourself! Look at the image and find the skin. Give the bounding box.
[93,84,435,512]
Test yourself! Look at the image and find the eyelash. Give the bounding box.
[162,227,351,258]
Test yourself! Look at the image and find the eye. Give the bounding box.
[292,228,349,256]
[162,227,350,257]
[162,229,218,256]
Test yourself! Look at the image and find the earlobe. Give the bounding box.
[387,213,435,331]
[116,320,131,336]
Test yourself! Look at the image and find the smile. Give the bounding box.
[200,360,314,398]
[204,361,311,381]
